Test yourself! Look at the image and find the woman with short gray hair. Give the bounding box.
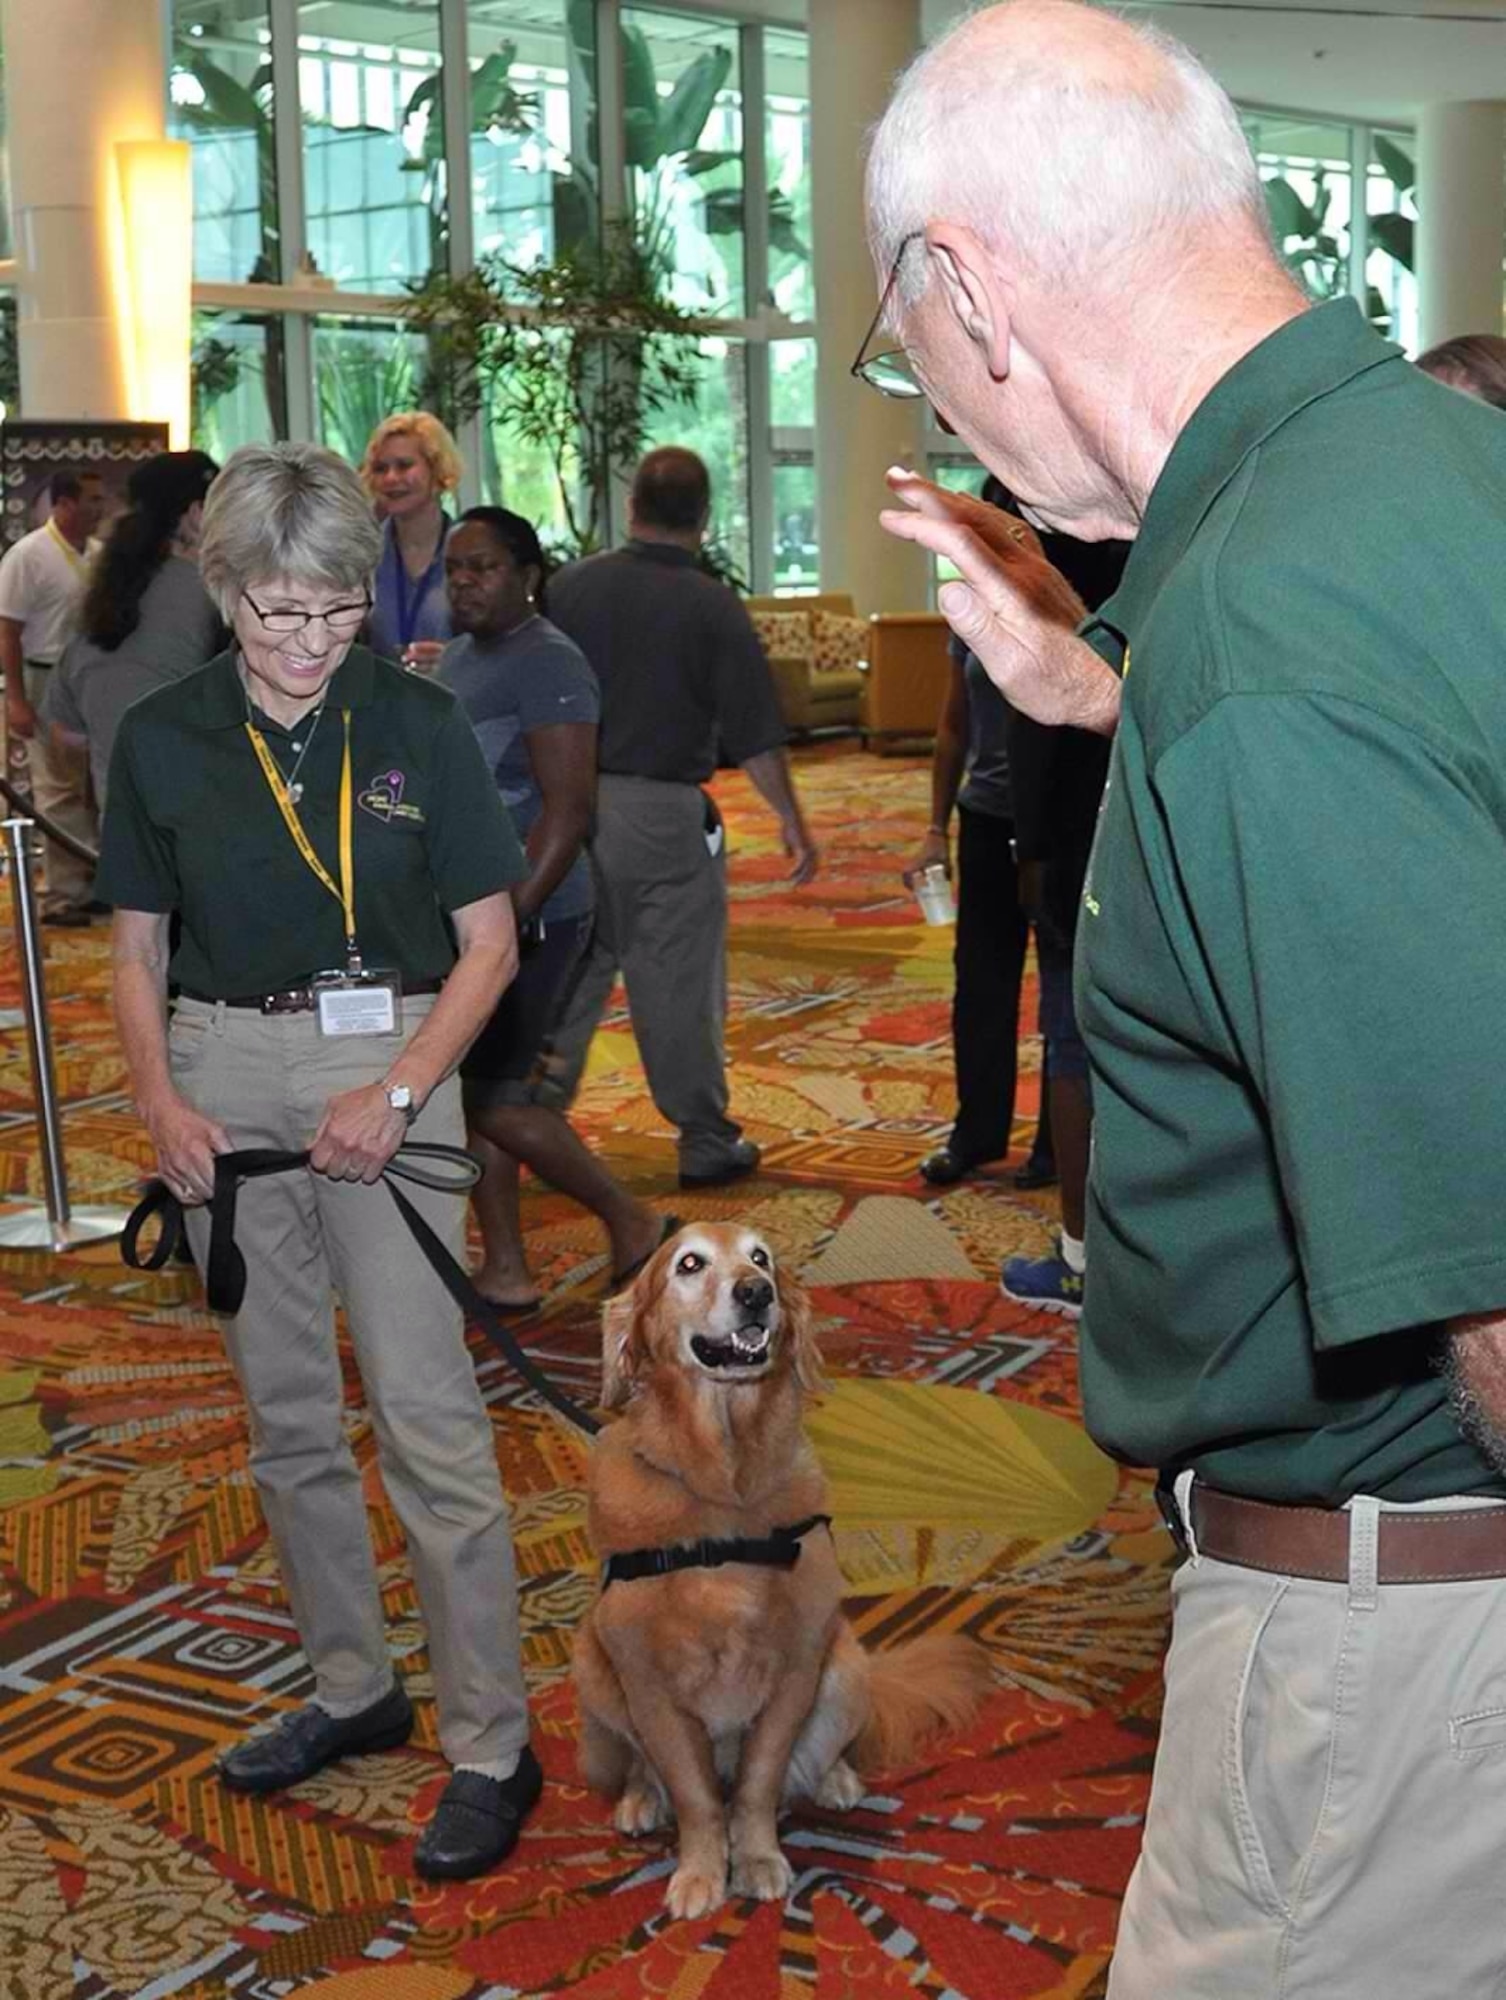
[97,441,544,1881]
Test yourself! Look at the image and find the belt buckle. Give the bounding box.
[260,988,308,1015]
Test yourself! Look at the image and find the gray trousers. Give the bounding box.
[171,994,529,1770]
[23,662,95,913]
[538,772,743,1176]
[1109,1479,1506,1999]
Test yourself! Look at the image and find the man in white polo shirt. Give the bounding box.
[0,470,106,923]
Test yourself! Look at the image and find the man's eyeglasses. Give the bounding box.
[242,587,371,637]
[850,230,927,400]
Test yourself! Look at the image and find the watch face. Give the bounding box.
[388,1086,413,1109]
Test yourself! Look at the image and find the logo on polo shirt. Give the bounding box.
[358,767,426,827]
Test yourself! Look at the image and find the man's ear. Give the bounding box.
[925,223,1012,382]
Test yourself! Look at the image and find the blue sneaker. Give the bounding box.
[1001,1238,1084,1319]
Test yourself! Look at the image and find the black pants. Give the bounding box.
[948,804,1030,1164]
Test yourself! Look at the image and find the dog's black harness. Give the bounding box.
[601,1513,833,1590]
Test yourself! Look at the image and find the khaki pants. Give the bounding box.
[22,662,95,913]
[171,994,529,1769]
[537,772,744,1176]
[1109,1482,1506,1999]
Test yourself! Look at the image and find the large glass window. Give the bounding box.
[299,0,445,293]
[314,315,435,465]
[469,0,596,267]
[191,309,282,457]
[639,336,751,584]
[172,0,277,283]
[764,27,811,322]
[771,459,816,593]
[1244,113,1353,306]
[1367,131,1418,350]
[623,8,743,315]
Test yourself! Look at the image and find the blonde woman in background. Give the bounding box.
[360,411,463,674]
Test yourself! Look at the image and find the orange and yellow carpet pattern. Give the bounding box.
[0,746,1173,2000]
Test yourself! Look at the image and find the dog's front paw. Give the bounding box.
[665,1858,727,1920]
[731,1847,793,1902]
[815,1758,864,1810]
[614,1779,668,1836]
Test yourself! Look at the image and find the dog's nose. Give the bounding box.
[733,1275,774,1316]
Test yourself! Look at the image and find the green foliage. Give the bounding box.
[408,224,704,554]
[316,328,431,465]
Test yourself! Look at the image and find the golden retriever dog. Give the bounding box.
[572,1221,991,1920]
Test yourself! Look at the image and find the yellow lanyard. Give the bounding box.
[245,708,358,961]
[46,519,88,579]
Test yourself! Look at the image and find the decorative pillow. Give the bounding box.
[749,610,815,664]
[809,608,868,674]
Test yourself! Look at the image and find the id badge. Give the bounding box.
[312,967,402,1038]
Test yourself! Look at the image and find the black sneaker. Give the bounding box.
[679,1140,761,1190]
[218,1680,414,1795]
[414,1746,544,1880]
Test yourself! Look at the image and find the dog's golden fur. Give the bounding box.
[573,1222,991,1919]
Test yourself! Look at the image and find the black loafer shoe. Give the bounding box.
[414,1746,544,1881]
[1012,1155,1058,1191]
[918,1147,981,1187]
[219,1680,414,1795]
[679,1141,761,1190]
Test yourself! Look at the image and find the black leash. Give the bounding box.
[122,1144,601,1437]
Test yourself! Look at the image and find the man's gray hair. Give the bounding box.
[199,441,382,618]
[867,0,1268,306]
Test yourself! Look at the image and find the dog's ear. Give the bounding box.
[780,1270,829,1397]
[600,1286,649,1411]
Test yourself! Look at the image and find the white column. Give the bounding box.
[2,0,170,421]
[1416,101,1506,349]
[809,0,928,613]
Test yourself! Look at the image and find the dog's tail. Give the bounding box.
[850,1632,992,1774]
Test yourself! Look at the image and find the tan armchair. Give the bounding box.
[861,613,952,751]
[746,593,867,736]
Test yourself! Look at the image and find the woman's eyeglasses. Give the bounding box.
[849,231,927,400]
[242,588,371,637]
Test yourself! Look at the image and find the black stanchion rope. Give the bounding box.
[0,771,101,867]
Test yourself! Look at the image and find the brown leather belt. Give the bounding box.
[1189,1486,1506,1585]
[181,978,443,1016]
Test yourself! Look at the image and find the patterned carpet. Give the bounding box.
[0,745,1173,2000]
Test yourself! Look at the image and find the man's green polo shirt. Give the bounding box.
[97,645,526,997]
[1076,298,1506,1505]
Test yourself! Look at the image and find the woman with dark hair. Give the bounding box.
[1415,334,1506,411]
[440,506,670,1311]
[45,450,222,806]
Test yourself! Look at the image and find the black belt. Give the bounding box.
[121,1145,600,1436]
[602,1513,832,1589]
[180,978,444,1015]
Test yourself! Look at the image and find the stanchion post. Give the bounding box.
[0,816,130,1250]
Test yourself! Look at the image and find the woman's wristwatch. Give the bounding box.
[383,1082,419,1125]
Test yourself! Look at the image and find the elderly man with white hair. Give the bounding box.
[864,3,1506,1993]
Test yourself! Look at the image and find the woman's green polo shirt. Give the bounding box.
[1075,299,1506,1506]
[96,646,526,997]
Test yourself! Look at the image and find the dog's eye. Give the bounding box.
[676,1252,706,1275]
[749,1246,770,1269]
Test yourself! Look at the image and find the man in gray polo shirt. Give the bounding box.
[542,447,818,1188]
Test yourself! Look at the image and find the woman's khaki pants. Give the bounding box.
[171,993,529,1770]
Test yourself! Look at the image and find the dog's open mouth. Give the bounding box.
[690,1324,772,1372]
